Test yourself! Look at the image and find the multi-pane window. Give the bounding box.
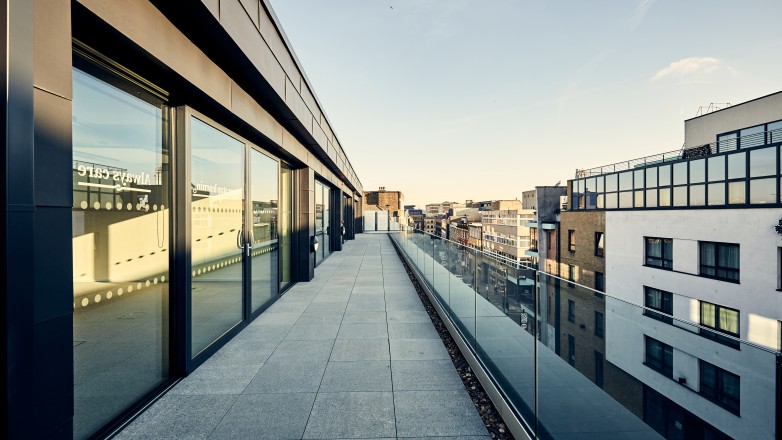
[568,230,576,252]
[700,361,740,415]
[699,242,740,282]
[700,301,740,348]
[595,232,604,257]
[644,287,672,324]
[645,237,673,269]
[567,299,575,323]
[645,336,673,378]
[594,312,604,338]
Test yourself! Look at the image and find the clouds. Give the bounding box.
[652,57,726,81]
[627,0,659,30]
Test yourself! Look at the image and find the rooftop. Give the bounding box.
[116,235,488,439]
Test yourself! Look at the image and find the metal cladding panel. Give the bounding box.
[34,0,72,99]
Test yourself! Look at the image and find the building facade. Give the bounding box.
[2,1,363,438]
[363,186,404,217]
[569,91,782,439]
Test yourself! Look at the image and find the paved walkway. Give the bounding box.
[117,234,489,440]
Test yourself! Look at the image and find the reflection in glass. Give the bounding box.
[250,149,279,312]
[673,162,687,185]
[646,167,657,188]
[740,125,764,148]
[718,132,737,152]
[634,170,644,189]
[190,117,244,356]
[658,165,671,186]
[728,152,746,179]
[708,156,725,182]
[323,184,331,259]
[750,178,777,204]
[689,184,705,206]
[645,189,657,208]
[72,65,169,439]
[708,183,725,206]
[280,166,293,290]
[690,159,705,183]
[315,181,324,264]
[769,120,782,143]
[728,182,745,204]
[606,174,618,192]
[749,147,776,177]
[673,186,687,207]
[658,188,671,207]
[619,172,632,191]
[634,190,644,208]
[619,191,632,208]
[605,192,618,209]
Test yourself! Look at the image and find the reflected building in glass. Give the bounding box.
[568,92,782,439]
[2,1,363,438]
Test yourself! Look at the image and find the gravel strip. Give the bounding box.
[392,243,515,440]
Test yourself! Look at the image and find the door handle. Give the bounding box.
[236,228,244,249]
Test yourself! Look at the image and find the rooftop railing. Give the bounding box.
[390,226,779,440]
[575,129,779,178]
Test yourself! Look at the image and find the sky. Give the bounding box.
[269,0,782,208]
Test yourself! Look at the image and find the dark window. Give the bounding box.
[595,272,605,293]
[700,360,740,415]
[699,241,740,282]
[595,232,604,257]
[645,237,673,269]
[644,287,673,324]
[645,336,673,378]
[567,264,575,287]
[568,335,576,366]
[568,229,576,252]
[568,300,575,323]
[700,301,740,349]
[594,351,604,388]
[594,312,604,338]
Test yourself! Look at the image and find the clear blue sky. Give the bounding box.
[269,0,782,208]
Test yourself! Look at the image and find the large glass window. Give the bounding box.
[700,301,740,348]
[740,124,764,149]
[708,155,725,182]
[749,147,776,177]
[728,152,746,179]
[190,117,245,356]
[646,167,658,187]
[644,287,672,323]
[700,361,740,415]
[605,174,618,192]
[699,241,740,282]
[750,178,777,204]
[645,336,673,378]
[769,120,782,143]
[315,181,332,264]
[250,149,279,313]
[690,159,705,183]
[708,183,725,206]
[728,181,746,204]
[689,184,705,206]
[673,162,687,185]
[619,172,632,191]
[645,237,672,269]
[718,133,737,152]
[72,61,170,439]
[658,165,671,186]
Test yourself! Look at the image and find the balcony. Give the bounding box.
[116,234,489,439]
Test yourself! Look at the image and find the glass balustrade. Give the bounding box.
[390,226,779,440]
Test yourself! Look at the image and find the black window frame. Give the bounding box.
[645,237,673,270]
[699,301,740,349]
[644,336,673,378]
[595,231,604,257]
[699,241,740,283]
[699,360,740,415]
[644,286,673,324]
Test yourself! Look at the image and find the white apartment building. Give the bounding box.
[569,91,782,439]
[481,209,535,268]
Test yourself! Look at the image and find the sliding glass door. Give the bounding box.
[189,117,245,356]
[250,149,279,313]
